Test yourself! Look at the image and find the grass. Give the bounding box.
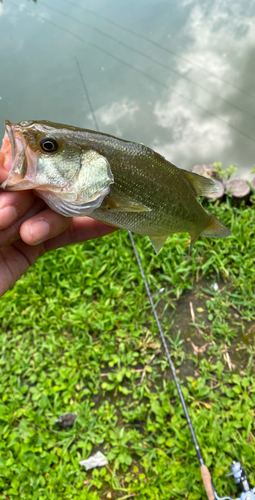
[0,197,255,500]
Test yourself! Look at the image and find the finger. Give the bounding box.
[45,216,118,252]
[0,151,11,183]
[20,207,72,245]
[0,197,46,248]
[0,239,45,298]
[0,191,35,230]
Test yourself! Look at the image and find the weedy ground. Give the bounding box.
[0,197,255,500]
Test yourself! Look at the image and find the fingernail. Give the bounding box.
[30,220,50,243]
[0,205,18,229]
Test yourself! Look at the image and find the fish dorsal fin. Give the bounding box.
[149,235,168,253]
[182,170,220,196]
[104,196,151,212]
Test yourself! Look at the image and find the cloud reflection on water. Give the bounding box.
[151,0,255,176]
[94,99,140,137]
[0,0,254,178]
[153,93,232,168]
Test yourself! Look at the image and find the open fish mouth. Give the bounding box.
[0,120,115,217]
[0,122,13,175]
[0,120,38,190]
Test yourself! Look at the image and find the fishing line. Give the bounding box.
[74,54,215,500]
[41,0,255,122]
[74,56,99,132]
[64,0,255,102]
[8,0,255,146]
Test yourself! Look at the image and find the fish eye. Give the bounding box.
[40,137,58,153]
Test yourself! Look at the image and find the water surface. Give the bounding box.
[0,0,255,178]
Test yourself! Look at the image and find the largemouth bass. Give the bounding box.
[0,120,230,252]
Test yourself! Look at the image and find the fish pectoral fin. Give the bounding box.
[183,170,220,196]
[149,235,168,254]
[104,197,151,212]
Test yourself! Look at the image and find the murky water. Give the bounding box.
[0,0,255,178]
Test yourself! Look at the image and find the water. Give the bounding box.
[0,0,255,179]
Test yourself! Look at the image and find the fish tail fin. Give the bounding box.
[189,213,230,253]
[183,170,219,196]
[201,213,231,239]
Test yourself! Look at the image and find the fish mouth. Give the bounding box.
[0,120,36,191]
[5,121,16,160]
[0,122,12,171]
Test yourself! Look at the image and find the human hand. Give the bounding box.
[0,151,117,297]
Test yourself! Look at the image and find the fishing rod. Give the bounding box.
[75,55,255,500]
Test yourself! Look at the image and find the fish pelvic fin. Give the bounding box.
[201,213,231,239]
[182,170,220,196]
[149,235,168,254]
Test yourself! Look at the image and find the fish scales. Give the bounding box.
[0,120,231,252]
[75,134,210,237]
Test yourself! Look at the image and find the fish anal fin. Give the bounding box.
[183,170,220,196]
[201,213,231,238]
[149,235,168,253]
[104,197,151,212]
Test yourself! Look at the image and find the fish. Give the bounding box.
[0,120,231,253]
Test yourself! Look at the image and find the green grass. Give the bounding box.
[0,198,255,499]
